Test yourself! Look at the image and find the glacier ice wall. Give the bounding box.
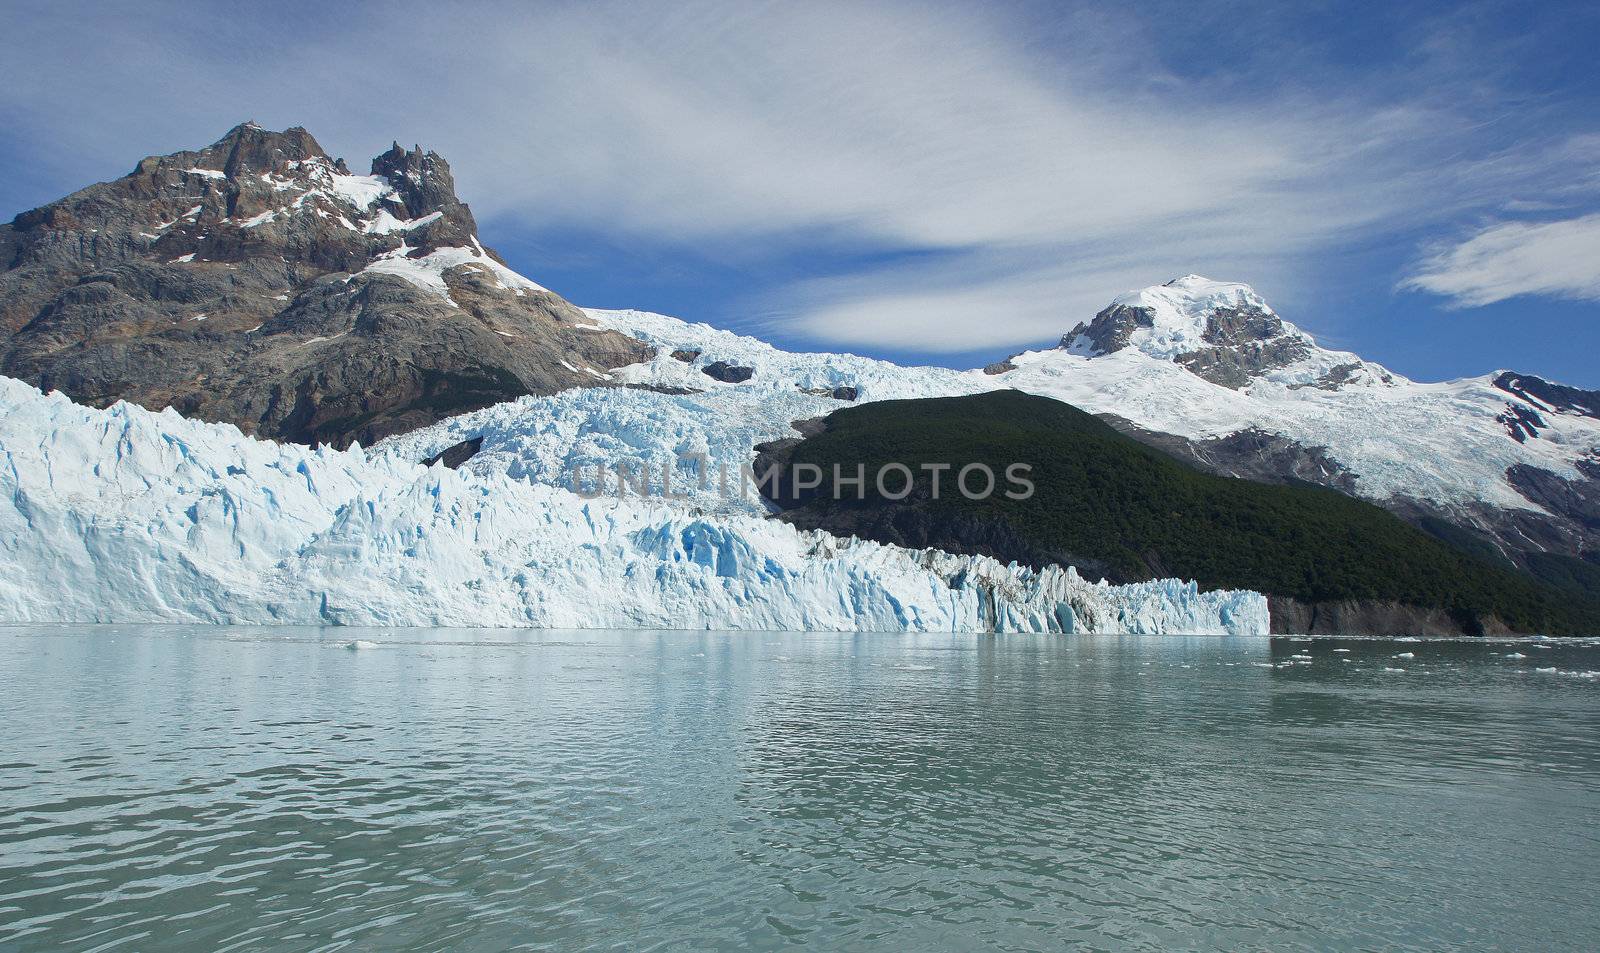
[0,377,1266,634]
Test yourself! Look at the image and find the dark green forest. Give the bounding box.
[776,390,1600,635]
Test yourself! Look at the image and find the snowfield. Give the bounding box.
[0,377,1266,633]
[1016,277,1600,512]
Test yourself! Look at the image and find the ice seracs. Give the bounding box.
[0,376,1266,634]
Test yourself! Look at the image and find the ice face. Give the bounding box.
[0,376,1265,634]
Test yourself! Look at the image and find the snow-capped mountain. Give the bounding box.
[0,123,649,447]
[378,278,1599,602]
[9,124,1586,576]
[1058,275,1394,389]
[994,276,1600,572]
[1,123,1594,633]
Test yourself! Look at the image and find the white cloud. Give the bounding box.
[2,0,1595,351]
[769,245,1303,353]
[1402,214,1600,307]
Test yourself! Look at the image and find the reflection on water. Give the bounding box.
[1,627,1598,951]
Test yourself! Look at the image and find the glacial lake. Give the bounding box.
[1,627,1598,952]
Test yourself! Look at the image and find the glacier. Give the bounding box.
[557,285,1600,520]
[0,376,1267,634]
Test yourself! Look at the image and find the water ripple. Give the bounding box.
[1,628,1597,951]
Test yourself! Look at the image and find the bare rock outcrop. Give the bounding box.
[0,122,651,447]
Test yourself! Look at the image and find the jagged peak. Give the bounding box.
[371,140,459,219]
[374,140,446,169]
[115,123,467,224]
[201,123,330,177]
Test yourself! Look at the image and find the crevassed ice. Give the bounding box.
[384,295,1600,520]
[0,376,1265,633]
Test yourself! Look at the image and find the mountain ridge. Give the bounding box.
[1,122,1594,627]
[0,122,650,447]
[752,390,1598,635]
[983,275,1600,586]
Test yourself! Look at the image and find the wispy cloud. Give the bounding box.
[1,0,1596,351]
[1402,214,1600,307]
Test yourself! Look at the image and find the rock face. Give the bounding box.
[701,360,755,383]
[0,123,651,447]
[1099,416,1362,495]
[1265,597,1513,637]
[421,436,484,469]
[1493,372,1600,421]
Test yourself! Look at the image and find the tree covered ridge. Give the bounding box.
[773,390,1600,636]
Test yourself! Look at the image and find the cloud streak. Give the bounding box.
[1,0,1596,351]
[1403,214,1600,307]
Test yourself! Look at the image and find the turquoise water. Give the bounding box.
[1,627,1598,952]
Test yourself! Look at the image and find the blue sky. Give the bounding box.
[2,0,1598,384]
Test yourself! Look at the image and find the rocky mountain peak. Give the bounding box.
[371,141,461,220]
[215,122,329,178]
[1059,276,1391,391]
[7,122,488,274]
[1061,276,1283,357]
[130,122,330,180]
[0,123,653,448]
